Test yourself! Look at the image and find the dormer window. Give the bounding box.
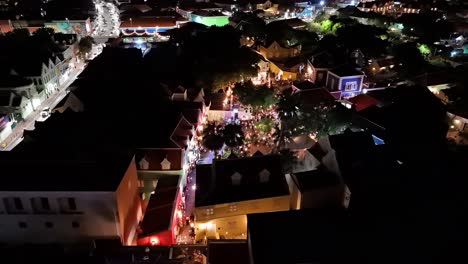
[231,172,242,186]
[139,157,149,170]
[161,158,171,170]
[259,169,270,183]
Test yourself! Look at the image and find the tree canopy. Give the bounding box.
[392,42,427,77]
[397,13,454,43]
[233,80,277,110]
[221,123,245,149]
[78,36,94,55]
[201,122,224,152]
[146,25,261,92]
[335,23,389,57]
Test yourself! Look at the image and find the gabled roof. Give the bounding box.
[195,154,289,207]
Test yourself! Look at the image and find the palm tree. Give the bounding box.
[201,122,224,157]
[221,123,245,152]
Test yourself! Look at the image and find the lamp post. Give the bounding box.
[129,18,133,28]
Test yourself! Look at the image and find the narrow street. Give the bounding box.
[0,62,86,150]
[0,0,117,151]
[176,169,197,244]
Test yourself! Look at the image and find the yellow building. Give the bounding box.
[194,155,290,242]
[269,61,298,80]
[258,41,301,61]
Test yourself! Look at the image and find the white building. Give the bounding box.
[0,157,143,246]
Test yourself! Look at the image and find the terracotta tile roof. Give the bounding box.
[348,94,381,111]
[120,18,177,28]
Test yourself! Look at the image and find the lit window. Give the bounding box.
[160,157,171,170]
[139,157,149,170]
[204,208,214,215]
[344,81,358,91]
[138,180,144,187]
[229,204,237,212]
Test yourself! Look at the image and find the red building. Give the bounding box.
[137,176,183,246]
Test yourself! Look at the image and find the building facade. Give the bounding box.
[258,41,301,61]
[0,158,142,246]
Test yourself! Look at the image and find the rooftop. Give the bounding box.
[292,168,341,192]
[195,155,289,207]
[348,93,382,111]
[207,240,249,264]
[0,75,33,89]
[139,176,180,237]
[329,64,364,77]
[247,208,348,264]
[294,87,336,106]
[120,17,179,28]
[0,110,135,192]
[191,10,226,17]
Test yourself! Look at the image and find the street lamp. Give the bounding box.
[129,18,133,28]
[65,17,70,33]
[320,0,325,6]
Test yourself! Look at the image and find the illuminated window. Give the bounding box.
[204,208,214,215]
[160,157,171,170]
[344,81,358,91]
[138,180,144,187]
[139,157,149,170]
[229,204,237,212]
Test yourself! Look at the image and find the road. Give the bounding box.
[92,0,120,39]
[0,62,86,150]
[0,1,117,150]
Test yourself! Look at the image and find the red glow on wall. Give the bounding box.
[150,237,159,245]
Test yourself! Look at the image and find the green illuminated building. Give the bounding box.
[190,11,229,27]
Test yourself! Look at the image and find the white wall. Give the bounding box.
[0,191,120,244]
